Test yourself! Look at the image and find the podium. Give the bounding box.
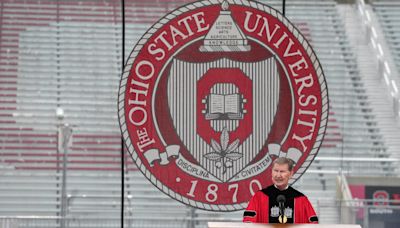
[207,222,362,228]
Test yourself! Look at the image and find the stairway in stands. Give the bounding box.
[1,0,400,227]
[287,0,399,224]
[370,0,400,166]
[338,2,400,172]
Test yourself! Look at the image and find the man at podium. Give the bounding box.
[243,157,318,224]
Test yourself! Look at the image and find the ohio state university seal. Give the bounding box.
[118,0,328,211]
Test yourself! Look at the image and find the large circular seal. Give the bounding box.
[118,0,328,211]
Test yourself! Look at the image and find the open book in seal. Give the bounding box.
[204,93,246,120]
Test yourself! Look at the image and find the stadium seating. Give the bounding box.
[0,0,399,227]
[372,0,400,72]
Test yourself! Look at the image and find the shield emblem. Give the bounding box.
[167,57,280,182]
[120,0,328,210]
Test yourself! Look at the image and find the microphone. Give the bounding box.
[277,194,286,208]
[277,195,287,223]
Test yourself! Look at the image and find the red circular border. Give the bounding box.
[118,0,328,211]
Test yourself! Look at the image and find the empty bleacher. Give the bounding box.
[372,0,400,72]
[281,0,399,223]
[1,0,400,227]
